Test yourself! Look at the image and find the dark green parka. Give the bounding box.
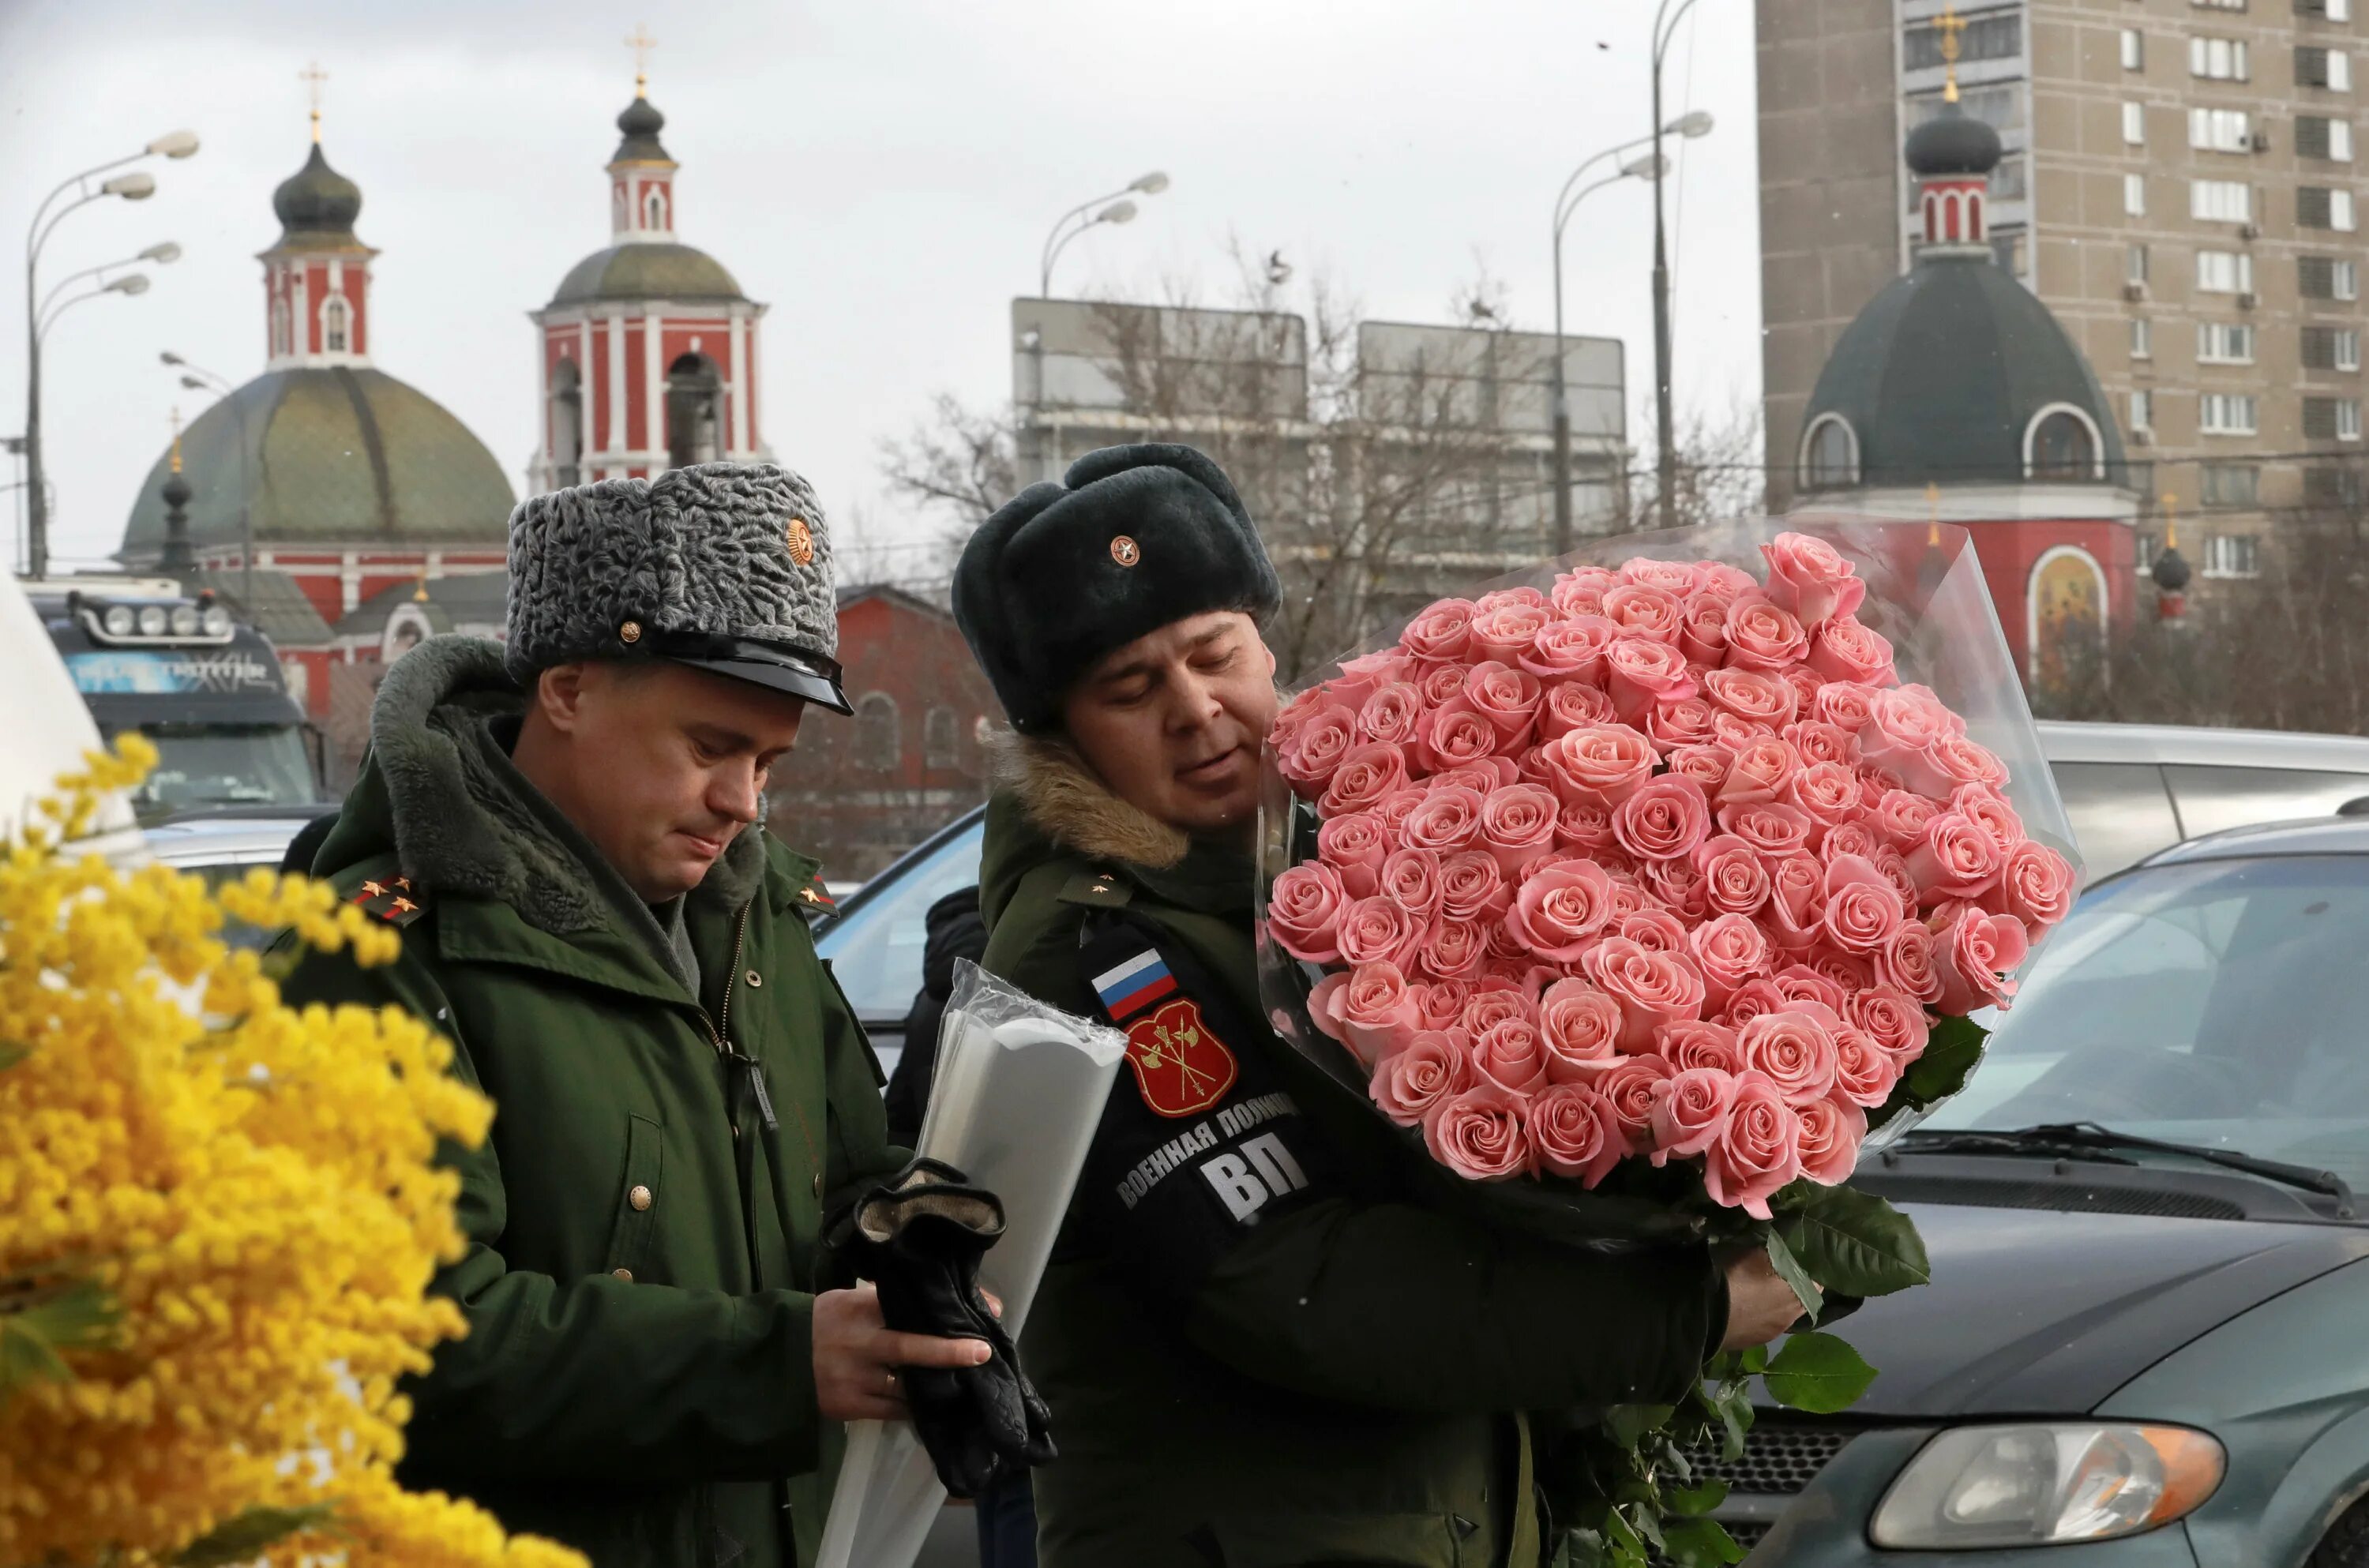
[978,737,1728,1568]
[280,637,900,1568]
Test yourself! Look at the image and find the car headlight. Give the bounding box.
[136,606,169,636]
[168,606,201,636]
[199,606,231,636]
[102,605,137,636]
[1871,1424,2224,1549]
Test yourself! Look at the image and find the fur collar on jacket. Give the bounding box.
[988,730,1192,872]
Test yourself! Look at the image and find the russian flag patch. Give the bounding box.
[1093,948,1177,1019]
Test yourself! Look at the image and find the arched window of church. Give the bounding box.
[855,694,901,772]
[270,298,291,358]
[924,707,960,770]
[550,358,584,488]
[323,295,351,354]
[2027,406,2101,480]
[665,353,723,470]
[613,185,629,231]
[1800,414,1859,490]
[644,186,667,231]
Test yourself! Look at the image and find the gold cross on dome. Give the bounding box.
[625,23,659,95]
[1935,4,1967,103]
[299,60,329,141]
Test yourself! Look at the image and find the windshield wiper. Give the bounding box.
[1896,1122,2354,1210]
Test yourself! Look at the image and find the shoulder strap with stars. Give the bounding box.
[349,872,429,928]
[796,872,836,914]
[1056,866,1133,910]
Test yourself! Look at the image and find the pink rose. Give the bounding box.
[1999,840,2076,936]
[1907,812,2007,902]
[1646,696,1722,749]
[1422,1087,1534,1181]
[1820,853,1906,954]
[1401,599,1477,663]
[1316,811,1391,899]
[1540,677,1620,739]
[1375,787,1429,838]
[1464,662,1545,750]
[1336,894,1427,970]
[1935,906,2030,1015]
[1785,719,1860,770]
[1470,602,1552,665]
[1785,761,1864,831]
[1876,921,1945,1005]
[1718,736,1800,808]
[1403,786,1487,855]
[1329,648,1414,712]
[1523,616,1620,686]
[1437,760,1516,794]
[1476,586,1549,615]
[1307,962,1419,1066]
[1267,862,1350,963]
[1462,987,1537,1038]
[1815,680,1879,732]
[1380,846,1446,922]
[1507,860,1619,962]
[1650,1067,1739,1163]
[1689,912,1774,1005]
[1371,1030,1473,1126]
[1479,783,1562,875]
[1820,821,1887,865]
[1620,907,1691,956]
[1420,662,1469,708]
[1612,775,1714,863]
[1557,565,1622,602]
[1718,800,1817,860]
[1357,681,1429,748]
[1473,1017,1551,1095]
[1413,981,1473,1032]
[1620,556,1703,595]
[1598,1053,1676,1152]
[1320,742,1412,817]
[1554,799,1619,853]
[1603,583,1686,643]
[1793,1094,1864,1187]
[1530,1082,1627,1187]
[1932,734,2011,795]
[1723,595,1810,671]
[1438,850,1511,922]
[1678,594,1733,666]
[1833,1026,1902,1108]
[1703,667,1800,730]
[1417,917,1489,981]
[1582,936,1709,1051]
[1808,615,1896,686]
[1873,789,1942,853]
[1696,835,1772,918]
[1704,1071,1806,1218]
[1858,688,1956,795]
[1760,532,1869,629]
[1710,711,1773,752]
[1770,967,1849,1015]
[1541,725,1659,808]
[1605,636,1699,722]
[1952,783,2026,858]
[1739,1007,1841,1105]
[1664,744,1733,793]
[1536,978,1625,1080]
[1277,703,1361,795]
[1805,946,1874,994]
[1658,1018,1747,1076]
[1418,705,1504,775]
[1641,853,1712,921]
[1845,986,1932,1063]
[1764,853,1827,950]
[1723,978,1789,1030]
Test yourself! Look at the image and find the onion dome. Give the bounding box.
[549,242,745,306]
[1905,102,2003,178]
[612,92,672,165]
[2151,544,2193,594]
[271,144,364,247]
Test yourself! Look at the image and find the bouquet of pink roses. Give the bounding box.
[1252,522,2082,1566]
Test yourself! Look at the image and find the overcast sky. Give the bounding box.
[2,0,1761,579]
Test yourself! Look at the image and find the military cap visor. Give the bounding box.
[648,629,854,715]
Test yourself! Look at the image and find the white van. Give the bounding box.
[0,573,143,862]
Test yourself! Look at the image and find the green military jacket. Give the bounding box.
[279,638,900,1568]
[977,738,1727,1568]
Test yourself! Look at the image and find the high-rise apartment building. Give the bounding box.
[1759,0,2364,579]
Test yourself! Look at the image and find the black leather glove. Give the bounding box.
[828,1158,1056,1497]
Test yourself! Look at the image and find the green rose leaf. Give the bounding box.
[0,1041,28,1073]
[1712,1379,1754,1461]
[1663,1517,1748,1568]
[1604,1402,1677,1450]
[1557,1526,1610,1568]
[1762,1330,1879,1415]
[1776,1184,1931,1296]
[175,1503,339,1567]
[1764,1229,1824,1322]
[0,1277,118,1404]
[1668,1478,1731,1517]
[1902,1015,1988,1105]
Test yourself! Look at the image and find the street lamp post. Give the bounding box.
[1651,0,1707,530]
[1039,171,1169,298]
[22,130,197,578]
[163,352,251,604]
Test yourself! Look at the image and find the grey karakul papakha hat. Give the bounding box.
[504,461,852,715]
[952,443,1282,733]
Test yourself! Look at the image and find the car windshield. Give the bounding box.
[1925,853,2369,1191]
[814,816,986,1018]
[127,726,315,821]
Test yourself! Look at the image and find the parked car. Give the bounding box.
[1704,812,2369,1564]
[142,807,317,944]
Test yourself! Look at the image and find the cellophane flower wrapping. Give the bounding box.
[1253,520,2082,1244]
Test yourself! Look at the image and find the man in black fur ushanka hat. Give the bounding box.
[952,443,1801,1568]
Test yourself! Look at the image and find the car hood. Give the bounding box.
[1831,1197,2369,1418]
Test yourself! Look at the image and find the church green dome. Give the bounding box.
[548,241,746,306]
[271,144,364,249]
[121,367,515,561]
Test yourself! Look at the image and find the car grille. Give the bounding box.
[1686,1420,1856,1495]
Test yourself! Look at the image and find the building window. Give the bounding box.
[2197,249,2254,292]
[2122,27,2146,70]
[2200,391,2261,433]
[644,186,667,231]
[2135,531,2161,573]
[2299,45,2355,89]
[2127,241,2151,284]
[2298,114,2356,159]
[2302,324,2364,368]
[1907,12,2022,69]
[2303,396,2364,438]
[2198,321,2258,362]
[2202,462,2261,506]
[549,358,584,488]
[2130,388,2155,430]
[2203,534,2261,576]
[321,295,350,354]
[923,707,961,770]
[1992,154,2029,201]
[2124,172,2148,215]
[2191,178,2253,221]
[2190,107,2252,150]
[2300,186,2358,228]
[2306,464,2367,505]
[1800,414,1860,490]
[2028,406,2103,479]
[2191,36,2251,79]
[2301,0,2356,17]
[2131,317,2153,358]
[854,693,900,771]
[663,353,723,469]
[269,298,290,358]
[1908,84,2025,133]
[2123,101,2147,144]
[2300,253,2363,298]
